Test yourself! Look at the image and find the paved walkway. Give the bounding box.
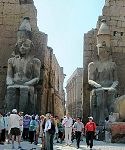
[54,138,125,150]
[0,138,125,150]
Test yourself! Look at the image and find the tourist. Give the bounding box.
[44,113,55,150]
[4,112,11,144]
[73,117,84,149]
[8,109,22,149]
[62,113,73,146]
[49,115,55,150]
[85,116,96,150]
[39,115,45,148]
[104,117,111,142]
[0,112,5,145]
[34,115,40,145]
[18,111,24,141]
[54,115,59,143]
[22,114,31,141]
[29,115,37,144]
[58,118,65,143]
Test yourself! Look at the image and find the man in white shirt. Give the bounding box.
[62,113,73,146]
[44,112,52,150]
[8,109,21,149]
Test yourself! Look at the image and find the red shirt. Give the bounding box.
[85,121,96,132]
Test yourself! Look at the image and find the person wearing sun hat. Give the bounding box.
[85,116,96,150]
[8,109,22,149]
[22,114,31,141]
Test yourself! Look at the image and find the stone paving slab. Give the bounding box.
[0,138,125,150]
[54,138,125,150]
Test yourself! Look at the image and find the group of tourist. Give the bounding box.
[0,109,98,150]
[62,114,96,149]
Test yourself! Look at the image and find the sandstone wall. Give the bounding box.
[66,68,83,118]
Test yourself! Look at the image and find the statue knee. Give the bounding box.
[7,86,16,90]
[7,87,17,95]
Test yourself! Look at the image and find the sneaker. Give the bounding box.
[0,142,4,145]
[60,140,62,144]
[34,141,38,145]
[7,141,11,144]
[18,145,22,149]
[65,144,68,146]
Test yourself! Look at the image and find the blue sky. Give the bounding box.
[34,0,105,84]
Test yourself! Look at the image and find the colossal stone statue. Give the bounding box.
[6,17,41,114]
[88,20,118,125]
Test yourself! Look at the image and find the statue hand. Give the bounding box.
[111,81,118,88]
[108,87,115,91]
[24,81,31,86]
[95,83,102,88]
[95,87,104,91]
[6,80,14,85]
[88,80,101,88]
[24,78,39,86]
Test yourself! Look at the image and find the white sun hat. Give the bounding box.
[88,116,93,120]
[12,109,17,113]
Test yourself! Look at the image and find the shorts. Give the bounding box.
[10,127,21,136]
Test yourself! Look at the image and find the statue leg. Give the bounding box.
[107,90,116,114]
[104,91,109,118]
[29,87,36,113]
[96,89,105,125]
[6,87,18,112]
[90,90,96,121]
[19,87,29,113]
[29,87,35,105]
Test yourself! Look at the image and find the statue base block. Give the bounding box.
[111,122,125,143]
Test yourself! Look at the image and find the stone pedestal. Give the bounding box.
[6,86,36,114]
[111,122,125,143]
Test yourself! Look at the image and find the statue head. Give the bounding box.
[15,39,34,57]
[17,17,32,41]
[96,19,112,61]
[97,19,111,47]
[14,17,35,57]
[97,43,111,61]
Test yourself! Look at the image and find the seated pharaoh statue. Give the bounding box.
[88,20,118,125]
[6,17,41,114]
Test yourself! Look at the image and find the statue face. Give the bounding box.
[98,46,109,60]
[18,39,32,55]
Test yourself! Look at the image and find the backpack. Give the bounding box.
[48,122,55,135]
